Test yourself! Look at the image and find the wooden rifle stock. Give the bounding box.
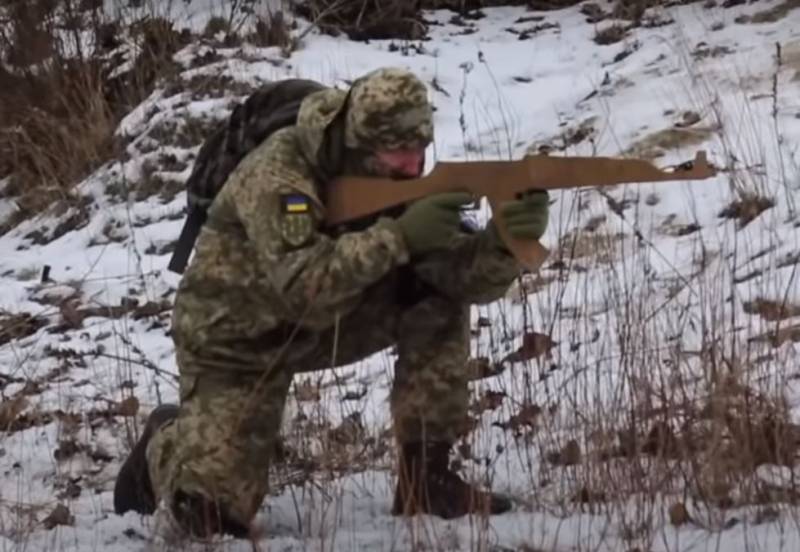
[325,151,717,271]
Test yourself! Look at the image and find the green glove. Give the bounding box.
[396,192,473,255]
[488,190,549,245]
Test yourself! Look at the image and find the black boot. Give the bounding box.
[113,404,179,515]
[391,441,512,519]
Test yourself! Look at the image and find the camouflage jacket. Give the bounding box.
[171,88,521,369]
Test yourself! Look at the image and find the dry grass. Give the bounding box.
[625,126,716,159]
[736,0,800,23]
[0,1,188,233]
[593,23,629,45]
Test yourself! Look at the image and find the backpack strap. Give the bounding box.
[166,100,308,275]
[166,79,326,275]
[167,206,207,274]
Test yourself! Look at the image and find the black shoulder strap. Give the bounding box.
[167,207,207,274]
[166,80,325,275]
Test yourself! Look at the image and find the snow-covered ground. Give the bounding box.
[1,1,800,550]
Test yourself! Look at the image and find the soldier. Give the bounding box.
[113,66,549,538]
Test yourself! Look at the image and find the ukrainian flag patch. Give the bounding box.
[282,193,310,214]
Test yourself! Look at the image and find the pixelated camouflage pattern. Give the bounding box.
[184,79,327,211]
[344,67,434,150]
[147,280,473,527]
[146,67,525,531]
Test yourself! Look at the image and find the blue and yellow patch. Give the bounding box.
[282,193,310,214]
[279,193,314,249]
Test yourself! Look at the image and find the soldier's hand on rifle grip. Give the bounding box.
[488,190,550,246]
[396,192,474,255]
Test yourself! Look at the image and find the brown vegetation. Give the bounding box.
[0,0,188,232]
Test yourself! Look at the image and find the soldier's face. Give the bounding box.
[372,148,425,179]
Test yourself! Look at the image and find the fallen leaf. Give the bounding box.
[503,332,557,363]
[0,396,29,427]
[571,486,606,504]
[642,421,680,458]
[669,502,690,526]
[54,438,82,461]
[470,389,506,415]
[743,298,800,322]
[43,504,74,529]
[493,402,542,432]
[114,396,140,417]
[0,313,47,346]
[547,439,582,466]
[58,299,86,329]
[294,379,320,402]
[328,412,364,446]
[466,357,505,380]
[341,387,368,401]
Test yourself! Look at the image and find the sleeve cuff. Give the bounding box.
[374,217,411,266]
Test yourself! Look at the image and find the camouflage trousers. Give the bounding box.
[146,277,471,527]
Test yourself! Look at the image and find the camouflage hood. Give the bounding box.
[294,67,434,180]
[294,86,350,181]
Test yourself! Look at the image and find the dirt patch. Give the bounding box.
[749,324,800,348]
[165,73,258,101]
[147,115,220,151]
[292,1,427,40]
[718,193,775,228]
[157,152,189,173]
[0,399,140,435]
[743,298,800,321]
[506,21,559,40]
[556,230,626,263]
[527,116,598,154]
[735,0,800,23]
[625,126,715,160]
[49,298,172,333]
[594,24,628,45]
[783,41,800,82]
[692,42,734,61]
[132,172,185,204]
[580,2,608,23]
[14,196,94,250]
[0,312,49,346]
[144,240,177,256]
[505,272,558,303]
[658,214,702,237]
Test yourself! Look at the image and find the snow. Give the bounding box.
[2,0,800,550]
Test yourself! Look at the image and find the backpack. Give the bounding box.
[167,78,328,274]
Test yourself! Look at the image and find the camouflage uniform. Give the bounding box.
[146,67,522,528]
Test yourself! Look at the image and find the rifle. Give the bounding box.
[325,151,717,271]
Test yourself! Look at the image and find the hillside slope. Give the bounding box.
[1,1,800,551]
